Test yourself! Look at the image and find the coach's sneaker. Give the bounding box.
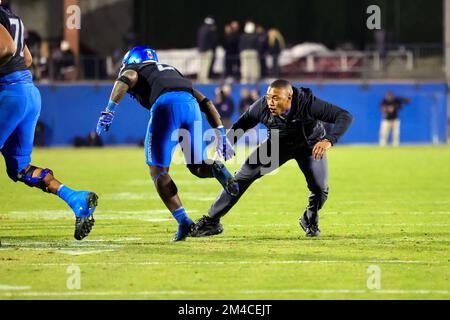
[191,215,224,237]
[70,191,98,240]
[212,162,240,197]
[172,219,195,242]
[299,211,320,237]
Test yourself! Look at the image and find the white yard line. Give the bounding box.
[56,249,116,256]
[0,284,31,291]
[20,259,448,267]
[0,288,447,297]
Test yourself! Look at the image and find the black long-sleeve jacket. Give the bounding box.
[229,86,353,148]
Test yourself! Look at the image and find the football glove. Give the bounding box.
[96,111,115,135]
[216,126,235,160]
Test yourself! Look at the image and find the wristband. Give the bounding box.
[106,100,118,113]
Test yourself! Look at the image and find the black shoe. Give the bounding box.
[191,215,223,237]
[299,212,320,237]
[74,215,95,240]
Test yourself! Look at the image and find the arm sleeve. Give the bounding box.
[227,98,263,144]
[309,97,353,145]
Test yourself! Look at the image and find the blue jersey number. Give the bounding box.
[8,17,24,57]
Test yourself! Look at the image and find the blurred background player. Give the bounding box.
[96,46,238,241]
[379,91,411,147]
[0,1,97,240]
[191,80,353,238]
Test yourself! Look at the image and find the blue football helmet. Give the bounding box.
[122,46,159,66]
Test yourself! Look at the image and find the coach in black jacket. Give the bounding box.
[192,79,353,238]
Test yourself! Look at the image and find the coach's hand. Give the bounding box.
[312,139,332,160]
[216,126,235,161]
[96,111,115,135]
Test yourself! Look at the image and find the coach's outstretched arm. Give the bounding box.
[96,69,138,135]
[193,89,235,160]
[0,24,16,67]
[309,97,353,160]
[227,99,262,144]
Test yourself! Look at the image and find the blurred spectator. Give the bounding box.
[107,31,139,79]
[374,29,387,67]
[239,87,257,114]
[197,16,218,83]
[87,131,103,147]
[256,25,268,79]
[51,40,77,81]
[230,21,241,79]
[74,132,103,147]
[267,28,285,77]
[223,21,241,81]
[25,30,42,79]
[379,91,411,147]
[214,84,235,128]
[239,21,260,84]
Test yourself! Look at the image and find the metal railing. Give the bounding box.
[33,43,444,82]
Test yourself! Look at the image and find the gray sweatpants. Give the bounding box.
[208,140,329,219]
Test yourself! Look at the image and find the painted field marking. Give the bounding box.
[0,288,447,297]
[56,249,116,256]
[17,259,448,267]
[0,284,31,291]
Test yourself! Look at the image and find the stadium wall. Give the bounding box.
[36,82,448,146]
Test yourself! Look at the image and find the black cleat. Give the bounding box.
[299,212,320,237]
[74,216,95,240]
[74,193,98,240]
[191,215,224,237]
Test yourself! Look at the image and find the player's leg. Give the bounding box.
[181,97,239,197]
[145,100,194,241]
[392,119,400,147]
[386,120,395,146]
[191,140,292,237]
[379,119,389,146]
[295,151,329,237]
[1,85,97,240]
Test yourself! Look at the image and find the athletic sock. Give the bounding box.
[57,185,76,204]
[172,207,193,225]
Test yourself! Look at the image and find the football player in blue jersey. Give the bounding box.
[96,46,238,242]
[0,1,98,240]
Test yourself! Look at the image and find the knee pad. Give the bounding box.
[152,171,178,199]
[17,165,53,193]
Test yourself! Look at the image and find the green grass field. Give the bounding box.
[0,146,449,300]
